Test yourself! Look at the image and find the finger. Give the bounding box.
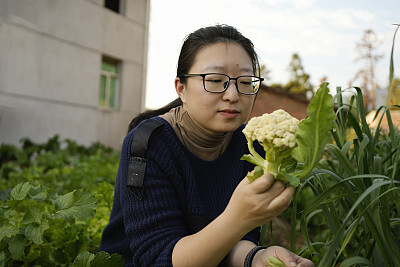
[249,173,274,193]
[296,257,315,267]
[253,180,286,207]
[273,247,298,267]
[257,181,292,202]
[268,180,286,194]
[239,175,252,186]
[268,186,294,211]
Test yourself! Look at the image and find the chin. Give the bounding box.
[216,122,242,133]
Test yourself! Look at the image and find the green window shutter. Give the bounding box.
[99,74,107,106]
[99,57,120,109]
[109,77,116,108]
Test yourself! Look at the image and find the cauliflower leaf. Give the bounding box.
[291,82,336,179]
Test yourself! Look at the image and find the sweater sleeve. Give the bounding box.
[117,130,189,266]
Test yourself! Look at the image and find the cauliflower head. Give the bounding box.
[243,109,299,148]
[241,109,300,183]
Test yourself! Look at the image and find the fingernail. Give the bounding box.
[289,262,297,266]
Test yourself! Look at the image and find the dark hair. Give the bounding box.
[127,98,182,132]
[127,24,260,132]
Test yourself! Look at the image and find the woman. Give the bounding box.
[100,24,313,267]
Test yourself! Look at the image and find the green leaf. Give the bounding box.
[25,245,41,263]
[52,189,98,223]
[0,206,14,220]
[389,25,399,88]
[9,234,26,260]
[268,256,286,267]
[90,251,124,267]
[338,256,374,267]
[326,144,357,177]
[247,165,264,182]
[11,182,32,201]
[278,172,300,187]
[0,224,19,241]
[22,208,43,225]
[292,83,336,179]
[240,154,261,167]
[28,184,48,201]
[73,251,95,267]
[24,221,49,244]
[0,251,5,267]
[259,223,269,246]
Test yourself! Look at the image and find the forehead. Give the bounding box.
[191,42,253,73]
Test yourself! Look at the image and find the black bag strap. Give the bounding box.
[126,119,214,241]
[127,118,164,200]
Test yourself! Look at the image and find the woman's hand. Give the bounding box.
[253,246,314,267]
[224,173,294,234]
[173,173,293,267]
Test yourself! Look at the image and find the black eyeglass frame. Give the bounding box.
[179,73,264,95]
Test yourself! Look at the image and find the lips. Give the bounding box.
[219,109,240,118]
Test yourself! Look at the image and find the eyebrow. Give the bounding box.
[202,65,253,73]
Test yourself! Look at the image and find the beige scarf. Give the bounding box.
[159,105,233,161]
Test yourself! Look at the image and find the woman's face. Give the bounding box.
[175,42,256,135]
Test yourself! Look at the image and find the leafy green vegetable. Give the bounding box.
[24,221,49,244]
[0,136,121,266]
[52,189,98,223]
[73,251,125,267]
[8,234,26,260]
[73,251,95,267]
[10,182,32,200]
[90,251,125,267]
[0,225,19,241]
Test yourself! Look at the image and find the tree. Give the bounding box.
[350,29,383,110]
[284,53,313,98]
[260,64,271,82]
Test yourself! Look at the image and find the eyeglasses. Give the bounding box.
[180,73,264,95]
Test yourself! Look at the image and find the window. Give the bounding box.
[105,0,122,13]
[99,56,120,109]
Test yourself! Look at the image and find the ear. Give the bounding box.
[175,77,186,103]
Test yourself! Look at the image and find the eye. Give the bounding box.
[206,78,223,83]
[239,78,253,86]
[205,74,225,83]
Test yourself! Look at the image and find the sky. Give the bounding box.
[145,0,400,109]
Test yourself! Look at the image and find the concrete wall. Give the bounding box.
[0,0,150,148]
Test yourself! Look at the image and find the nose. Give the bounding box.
[222,79,240,102]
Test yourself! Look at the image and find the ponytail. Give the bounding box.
[127,98,182,133]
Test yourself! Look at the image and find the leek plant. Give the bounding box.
[289,24,400,266]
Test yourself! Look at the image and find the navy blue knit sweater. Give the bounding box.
[99,117,260,266]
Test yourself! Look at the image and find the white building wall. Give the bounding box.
[0,0,150,148]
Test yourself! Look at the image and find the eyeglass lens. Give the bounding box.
[203,74,260,94]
